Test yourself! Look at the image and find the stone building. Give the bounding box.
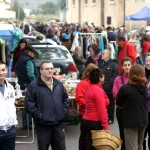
[0,0,15,20]
[66,0,150,29]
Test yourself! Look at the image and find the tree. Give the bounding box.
[30,2,59,15]
[11,1,25,21]
[59,0,66,11]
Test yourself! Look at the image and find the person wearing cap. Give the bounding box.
[15,45,38,129]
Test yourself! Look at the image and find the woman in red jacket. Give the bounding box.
[82,68,109,150]
[75,63,98,150]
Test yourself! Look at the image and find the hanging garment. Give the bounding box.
[70,34,79,52]
[110,43,116,60]
[99,36,104,53]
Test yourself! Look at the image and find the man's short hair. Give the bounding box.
[40,61,53,69]
[0,61,6,67]
[116,35,125,41]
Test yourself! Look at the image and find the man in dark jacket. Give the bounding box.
[15,45,38,90]
[25,61,69,150]
[15,45,38,128]
[98,49,119,124]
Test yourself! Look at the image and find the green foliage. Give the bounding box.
[30,2,59,15]
[11,0,25,21]
[30,14,59,23]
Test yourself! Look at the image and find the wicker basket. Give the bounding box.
[94,145,114,150]
[91,130,122,150]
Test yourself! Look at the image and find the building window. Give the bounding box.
[107,17,111,25]
[85,0,88,4]
[72,0,75,5]
[92,0,96,3]
[109,0,115,4]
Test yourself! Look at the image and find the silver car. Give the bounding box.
[32,44,78,76]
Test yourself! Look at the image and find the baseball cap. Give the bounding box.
[24,45,37,54]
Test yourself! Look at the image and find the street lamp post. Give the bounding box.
[17,0,20,20]
[123,0,126,25]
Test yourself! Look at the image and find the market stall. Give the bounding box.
[6,77,80,125]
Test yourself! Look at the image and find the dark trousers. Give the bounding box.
[116,107,126,150]
[79,115,87,150]
[82,119,103,150]
[36,124,66,150]
[107,94,115,122]
[0,126,16,150]
[143,112,150,150]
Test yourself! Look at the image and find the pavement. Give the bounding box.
[15,110,148,150]
[15,110,120,150]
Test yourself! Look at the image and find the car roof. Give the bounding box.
[31,44,68,50]
[23,35,58,45]
[23,35,37,38]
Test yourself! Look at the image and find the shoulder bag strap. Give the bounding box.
[124,42,129,57]
[120,75,125,85]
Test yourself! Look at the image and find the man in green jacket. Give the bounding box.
[15,45,38,128]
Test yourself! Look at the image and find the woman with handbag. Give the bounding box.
[82,68,109,150]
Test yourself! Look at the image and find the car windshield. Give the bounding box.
[34,47,70,60]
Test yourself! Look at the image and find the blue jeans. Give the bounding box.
[0,126,16,150]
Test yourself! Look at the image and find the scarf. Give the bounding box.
[91,53,101,65]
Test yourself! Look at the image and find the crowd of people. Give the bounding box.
[1,20,150,150]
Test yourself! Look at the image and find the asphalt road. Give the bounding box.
[15,111,148,150]
[15,110,120,150]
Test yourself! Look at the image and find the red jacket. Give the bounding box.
[142,41,150,54]
[75,79,90,116]
[118,40,136,73]
[83,83,109,130]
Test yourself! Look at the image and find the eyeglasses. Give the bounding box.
[43,67,54,70]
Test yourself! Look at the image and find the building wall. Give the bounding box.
[104,0,117,27]
[67,0,101,26]
[80,0,101,26]
[0,0,15,19]
[67,0,79,24]
[66,0,150,29]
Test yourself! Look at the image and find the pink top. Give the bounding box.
[83,83,109,130]
[112,74,129,99]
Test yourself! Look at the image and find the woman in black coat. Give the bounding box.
[116,64,148,150]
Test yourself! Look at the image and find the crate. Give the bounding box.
[61,42,72,51]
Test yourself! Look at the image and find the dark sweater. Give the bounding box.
[116,84,148,128]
